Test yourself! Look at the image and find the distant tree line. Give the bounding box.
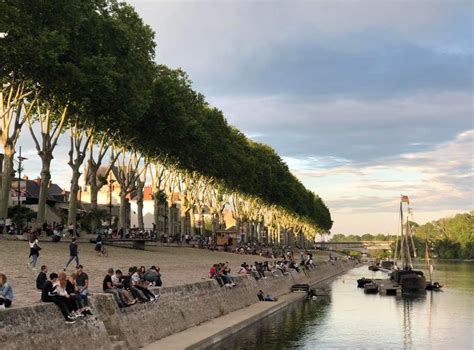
[330,233,393,242]
[331,211,473,259]
[412,211,473,260]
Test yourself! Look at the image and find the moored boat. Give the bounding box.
[357,277,373,288]
[364,282,378,294]
[391,196,427,292]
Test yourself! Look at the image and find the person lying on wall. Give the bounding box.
[257,290,278,302]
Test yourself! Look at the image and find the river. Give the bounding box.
[210,261,473,350]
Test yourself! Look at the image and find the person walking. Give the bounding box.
[64,238,80,270]
[28,231,41,270]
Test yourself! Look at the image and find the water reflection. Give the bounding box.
[210,262,473,350]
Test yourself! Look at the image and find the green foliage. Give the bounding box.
[0,1,332,231]
[7,206,36,231]
[413,211,473,259]
[79,207,109,233]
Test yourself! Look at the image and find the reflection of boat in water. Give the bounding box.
[391,196,427,292]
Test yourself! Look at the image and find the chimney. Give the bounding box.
[23,175,29,180]
[34,177,41,185]
[48,180,52,188]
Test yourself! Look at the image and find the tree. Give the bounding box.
[27,99,68,227]
[114,148,146,231]
[67,120,93,229]
[0,83,36,219]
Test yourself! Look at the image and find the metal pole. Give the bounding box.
[17,146,21,207]
[109,182,112,228]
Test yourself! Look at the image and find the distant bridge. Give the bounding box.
[315,241,393,253]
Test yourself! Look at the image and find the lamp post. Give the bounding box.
[108,179,116,228]
[16,146,27,207]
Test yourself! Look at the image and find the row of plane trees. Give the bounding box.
[0,1,331,244]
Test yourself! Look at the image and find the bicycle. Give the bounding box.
[96,244,108,257]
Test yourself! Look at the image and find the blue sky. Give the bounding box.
[18,0,473,234]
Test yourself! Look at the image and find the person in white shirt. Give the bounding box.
[28,232,41,270]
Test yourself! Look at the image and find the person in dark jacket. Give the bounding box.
[64,238,79,270]
[41,273,76,323]
[36,265,48,290]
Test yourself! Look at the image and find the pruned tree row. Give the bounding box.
[0,0,332,238]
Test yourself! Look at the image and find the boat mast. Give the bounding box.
[405,214,413,269]
[400,199,406,268]
[408,207,417,259]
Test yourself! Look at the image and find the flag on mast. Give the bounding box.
[401,195,410,204]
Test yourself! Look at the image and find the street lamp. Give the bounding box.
[108,179,116,228]
[16,146,27,207]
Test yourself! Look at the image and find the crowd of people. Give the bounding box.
[37,265,92,324]
[208,262,237,287]
[102,265,161,307]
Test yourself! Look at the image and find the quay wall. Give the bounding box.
[1,260,356,349]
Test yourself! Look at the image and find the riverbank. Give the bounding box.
[0,241,356,349]
[144,268,348,350]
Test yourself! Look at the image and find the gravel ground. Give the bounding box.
[0,239,335,307]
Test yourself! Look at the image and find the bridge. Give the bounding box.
[315,241,393,253]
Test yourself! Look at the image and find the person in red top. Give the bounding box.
[209,265,217,278]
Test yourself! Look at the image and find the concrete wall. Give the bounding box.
[92,260,355,348]
[0,302,113,350]
[1,260,355,349]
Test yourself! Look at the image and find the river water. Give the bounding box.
[210,261,473,350]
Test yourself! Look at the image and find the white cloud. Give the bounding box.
[291,130,473,233]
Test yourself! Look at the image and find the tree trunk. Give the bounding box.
[37,156,52,228]
[137,184,144,230]
[119,189,127,230]
[167,202,173,236]
[153,194,160,235]
[180,207,186,240]
[0,148,14,220]
[189,206,195,235]
[67,168,81,229]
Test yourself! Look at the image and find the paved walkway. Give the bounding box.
[143,292,306,350]
[0,239,333,307]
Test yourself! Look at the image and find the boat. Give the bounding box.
[379,260,394,272]
[390,196,427,292]
[424,231,443,291]
[364,282,378,294]
[368,264,379,271]
[357,277,373,288]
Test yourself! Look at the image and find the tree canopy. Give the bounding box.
[0,0,332,231]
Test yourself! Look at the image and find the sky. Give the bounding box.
[16,0,473,235]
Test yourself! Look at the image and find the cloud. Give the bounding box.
[210,91,472,161]
[291,130,473,232]
[129,0,472,98]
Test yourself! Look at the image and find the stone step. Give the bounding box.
[109,335,119,342]
[112,340,127,350]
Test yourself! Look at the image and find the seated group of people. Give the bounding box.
[238,261,271,280]
[36,265,92,324]
[102,265,161,307]
[208,262,237,288]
